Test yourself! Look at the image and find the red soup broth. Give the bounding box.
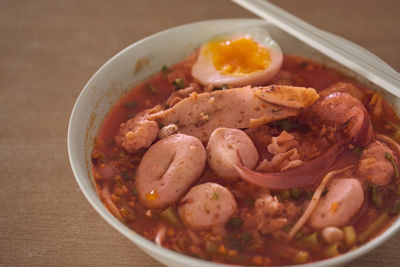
[91,54,400,266]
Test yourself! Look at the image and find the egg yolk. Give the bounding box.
[204,37,271,76]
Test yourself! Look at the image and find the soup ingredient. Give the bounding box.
[308,178,364,229]
[370,185,383,208]
[166,83,202,107]
[297,232,320,250]
[159,206,183,229]
[389,200,400,214]
[358,213,390,244]
[135,134,206,208]
[206,128,258,181]
[376,134,400,178]
[256,130,303,172]
[116,85,318,153]
[342,225,357,247]
[287,166,353,240]
[254,84,319,109]
[192,27,282,87]
[178,182,237,230]
[356,140,397,186]
[323,242,346,257]
[321,226,345,244]
[153,85,319,142]
[310,92,374,147]
[145,83,158,94]
[172,78,185,90]
[235,92,374,189]
[115,105,163,153]
[377,134,400,158]
[236,143,344,189]
[253,192,300,236]
[386,153,399,179]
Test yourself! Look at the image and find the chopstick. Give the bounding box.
[232,0,400,97]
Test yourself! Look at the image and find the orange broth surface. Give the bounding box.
[91,55,400,266]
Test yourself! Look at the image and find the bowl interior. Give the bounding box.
[68,18,400,267]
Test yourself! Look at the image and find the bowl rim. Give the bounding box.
[68,18,400,267]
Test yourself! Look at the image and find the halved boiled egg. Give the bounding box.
[191,27,283,88]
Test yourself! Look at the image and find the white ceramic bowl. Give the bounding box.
[68,19,400,267]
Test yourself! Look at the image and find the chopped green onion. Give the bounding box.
[205,240,219,254]
[279,119,292,132]
[321,188,328,197]
[126,113,136,119]
[371,186,383,208]
[385,152,399,179]
[358,213,390,244]
[172,78,185,90]
[389,199,400,215]
[393,130,400,141]
[297,232,319,250]
[212,192,219,199]
[279,189,290,200]
[152,212,159,221]
[161,65,169,79]
[248,243,261,251]
[298,61,309,69]
[352,146,363,155]
[122,171,131,180]
[222,83,229,89]
[306,190,314,200]
[282,225,292,233]
[177,236,189,251]
[290,188,304,200]
[294,231,304,240]
[124,101,138,110]
[342,225,357,247]
[145,83,158,94]
[227,217,243,230]
[122,170,136,181]
[159,206,182,229]
[240,231,252,243]
[161,65,169,72]
[365,182,375,189]
[131,188,138,196]
[226,238,242,250]
[324,242,346,257]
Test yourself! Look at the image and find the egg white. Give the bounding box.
[191,27,283,88]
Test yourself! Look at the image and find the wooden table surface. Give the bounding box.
[1,0,399,266]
